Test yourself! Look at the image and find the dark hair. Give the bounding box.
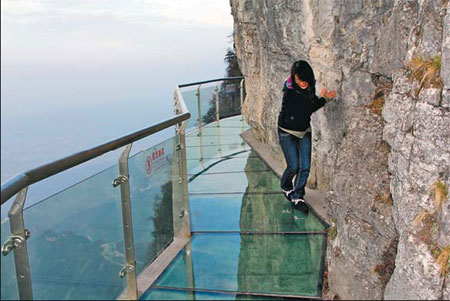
[290,60,316,96]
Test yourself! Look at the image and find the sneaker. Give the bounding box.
[292,197,308,212]
[282,189,294,201]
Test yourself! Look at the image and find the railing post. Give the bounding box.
[215,82,220,127]
[114,144,138,300]
[175,126,191,237]
[173,89,191,238]
[3,187,33,300]
[196,84,202,136]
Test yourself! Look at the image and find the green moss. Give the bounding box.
[431,55,442,70]
[430,244,442,259]
[328,218,338,241]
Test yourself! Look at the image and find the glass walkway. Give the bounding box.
[1,78,327,300]
[140,116,328,300]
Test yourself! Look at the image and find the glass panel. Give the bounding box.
[181,81,244,128]
[128,137,175,275]
[188,170,279,194]
[186,123,249,137]
[188,147,280,194]
[180,87,197,130]
[204,116,250,129]
[186,154,258,174]
[185,115,252,173]
[185,144,251,170]
[23,164,126,300]
[181,85,248,131]
[214,115,247,125]
[141,288,284,300]
[198,84,219,126]
[181,85,217,130]
[153,233,325,297]
[1,218,19,300]
[217,80,242,119]
[188,155,271,176]
[186,131,247,147]
[181,81,244,127]
[190,193,326,232]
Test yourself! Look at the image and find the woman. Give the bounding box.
[278,60,337,212]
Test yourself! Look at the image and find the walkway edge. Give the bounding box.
[241,128,332,226]
[117,237,189,300]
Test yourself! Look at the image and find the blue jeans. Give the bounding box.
[278,128,311,198]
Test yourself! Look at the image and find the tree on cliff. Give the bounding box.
[224,48,242,77]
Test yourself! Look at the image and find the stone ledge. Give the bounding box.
[241,128,331,226]
[117,237,189,300]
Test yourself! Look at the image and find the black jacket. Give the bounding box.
[277,78,326,131]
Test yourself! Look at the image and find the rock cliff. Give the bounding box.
[230,0,450,299]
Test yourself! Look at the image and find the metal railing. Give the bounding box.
[179,77,245,135]
[0,76,244,300]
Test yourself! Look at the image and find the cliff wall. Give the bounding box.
[230,0,450,299]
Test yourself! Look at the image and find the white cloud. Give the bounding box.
[1,0,233,28]
[145,0,233,27]
[1,0,44,15]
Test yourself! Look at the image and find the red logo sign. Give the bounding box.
[146,147,165,175]
[152,148,164,160]
[146,156,152,174]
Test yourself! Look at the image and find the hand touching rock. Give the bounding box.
[320,88,337,100]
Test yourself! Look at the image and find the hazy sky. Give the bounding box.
[1,0,234,183]
[1,0,234,111]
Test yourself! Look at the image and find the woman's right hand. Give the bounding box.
[320,88,337,100]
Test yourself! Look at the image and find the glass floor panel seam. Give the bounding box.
[186,134,248,137]
[186,143,249,148]
[202,126,250,129]
[149,286,323,300]
[188,191,283,195]
[188,170,272,175]
[191,231,327,235]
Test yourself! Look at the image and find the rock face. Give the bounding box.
[231,0,450,299]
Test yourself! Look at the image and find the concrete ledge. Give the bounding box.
[241,128,331,226]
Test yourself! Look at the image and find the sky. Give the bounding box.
[1,0,234,115]
[1,0,235,211]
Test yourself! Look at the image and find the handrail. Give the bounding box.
[1,112,190,205]
[178,76,243,88]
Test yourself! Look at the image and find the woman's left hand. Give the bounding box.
[320,88,337,100]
